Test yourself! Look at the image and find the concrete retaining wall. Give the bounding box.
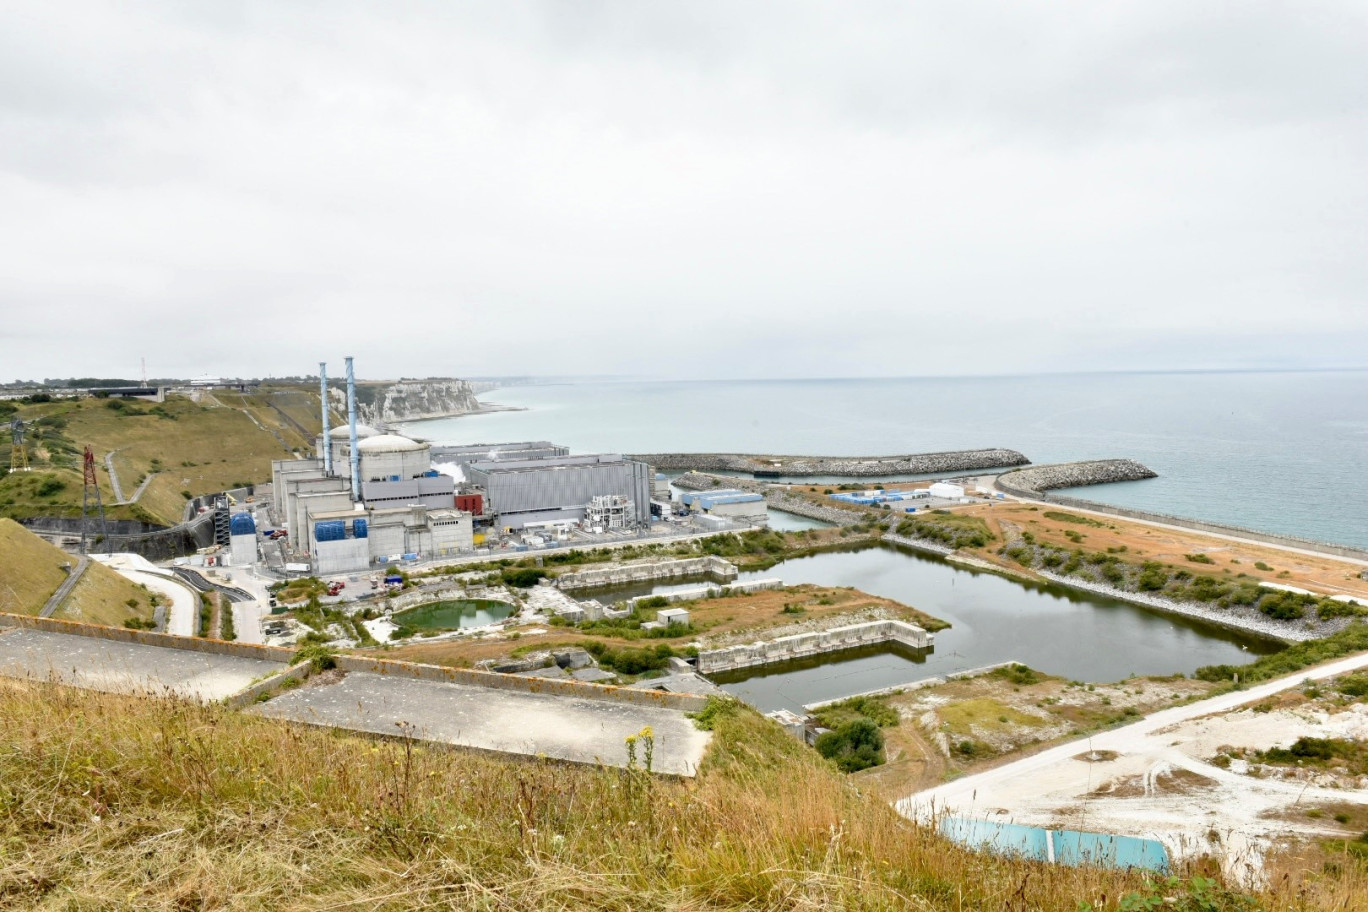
[223,662,314,708]
[0,611,295,662]
[0,611,713,712]
[556,555,738,590]
[698,619,932,674]
[627,577,783,607]
[333,654,709,712]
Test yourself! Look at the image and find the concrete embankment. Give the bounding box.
[995,459,1157,496]
[639,448,1028,477]
[627,578,783,608]
[697,619,932,675]
[556,555,738,591]
[672,472,867,525]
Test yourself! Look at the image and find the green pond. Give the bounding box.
[392,599,515,630]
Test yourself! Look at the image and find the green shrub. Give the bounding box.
[815,719,885,772]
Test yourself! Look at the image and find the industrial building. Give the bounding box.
[429,441,569,466]
[266,357,479,575]
[465,453,652,531]
[680,489,768,524]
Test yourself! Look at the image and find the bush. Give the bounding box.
[1186,553,1215,564]
[500,567,547,588]
[815,719,885,772]
[292,644,337,672]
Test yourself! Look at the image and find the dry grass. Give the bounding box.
[52,560,155,627]
[5,394,298,524]
[8,678,1362,910]
[0,518,69,613]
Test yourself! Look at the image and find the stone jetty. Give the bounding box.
[637,448,1029,477]
[994,459,1157,497]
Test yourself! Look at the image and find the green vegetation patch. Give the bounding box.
[1195,623,1368,684]
[895,513,992,550]
[812,695,900,730]
[815,718,885,772]
[1042,511,1105,527]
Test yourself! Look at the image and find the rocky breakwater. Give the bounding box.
[638,448,1029,477]
[331,378,483,425]
[995,459,1157,498]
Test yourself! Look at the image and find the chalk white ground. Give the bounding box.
[232,601,267,644]
[93,553,199,636]
[0,628,287,701]
[900,651,1368,881]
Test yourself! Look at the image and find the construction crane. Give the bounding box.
[9,418,29,472]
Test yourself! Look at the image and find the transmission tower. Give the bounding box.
[9,419,29,472]
[80,446,109,554]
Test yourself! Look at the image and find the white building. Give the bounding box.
[929,482,966,500]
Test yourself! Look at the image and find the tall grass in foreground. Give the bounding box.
[0,680,1363,910]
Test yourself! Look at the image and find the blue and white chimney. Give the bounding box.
[345,356,361,499]
[319,361,332,475]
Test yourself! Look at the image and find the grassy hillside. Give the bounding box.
[0,518,154,624]
[0,680,1359,910]
[0,388,324,525]
[51,559,158,627]
[0,518,68,612]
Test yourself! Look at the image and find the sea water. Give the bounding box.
[405,370,1368,548]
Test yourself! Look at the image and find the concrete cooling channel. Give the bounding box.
[0,616,712,776]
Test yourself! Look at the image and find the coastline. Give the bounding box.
[1035,570,1319,644]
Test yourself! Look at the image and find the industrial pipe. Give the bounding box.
[319,362,331,476]
[346,356,361,498]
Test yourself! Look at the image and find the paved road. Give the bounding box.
[254,671,712,776]
[39,556,89,618]
[898,649,1368,822]
[232,601,266,644]
[103,450,127,503]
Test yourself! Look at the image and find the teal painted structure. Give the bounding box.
[938,818,1170,874]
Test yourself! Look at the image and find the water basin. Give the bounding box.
[392,599,515,631]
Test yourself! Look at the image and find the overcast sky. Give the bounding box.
[2,1,1366,382]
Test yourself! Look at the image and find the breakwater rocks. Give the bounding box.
[639,448,1029,477]
[672,472,867,525]
[1034,571,1325,644]
[995,459,1157,496]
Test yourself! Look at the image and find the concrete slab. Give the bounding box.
[0,629,288,701]
[253,671,711,776]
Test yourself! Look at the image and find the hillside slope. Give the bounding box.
[0,680,1353,910]
[1,392,309,525]
[0,518,155,624]
[0,517,68,612]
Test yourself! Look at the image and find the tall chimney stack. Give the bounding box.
[319,362,332,476]
[345,356,361,499]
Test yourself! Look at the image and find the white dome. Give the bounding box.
[357,433,427,453]
[330,424,379,439]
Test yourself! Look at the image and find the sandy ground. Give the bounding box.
[970,502,1368,601]
[232,601,267,644]
[899,652,1368,881]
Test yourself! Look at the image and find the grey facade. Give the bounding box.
[466,454,652,530]
[429,441,569,466]
[361,476,455,512]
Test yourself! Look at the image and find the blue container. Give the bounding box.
[352,518,368,539]
[401,552,419,561]
[314,520,346,542]
[229,513,256,535]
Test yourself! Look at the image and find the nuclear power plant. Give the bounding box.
[265,356,660,575]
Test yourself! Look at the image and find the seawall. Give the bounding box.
[995,459,1157,495]
[697,619,933,674]
[639,448,1029,477]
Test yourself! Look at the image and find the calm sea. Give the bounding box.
[401,371,1368,549]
